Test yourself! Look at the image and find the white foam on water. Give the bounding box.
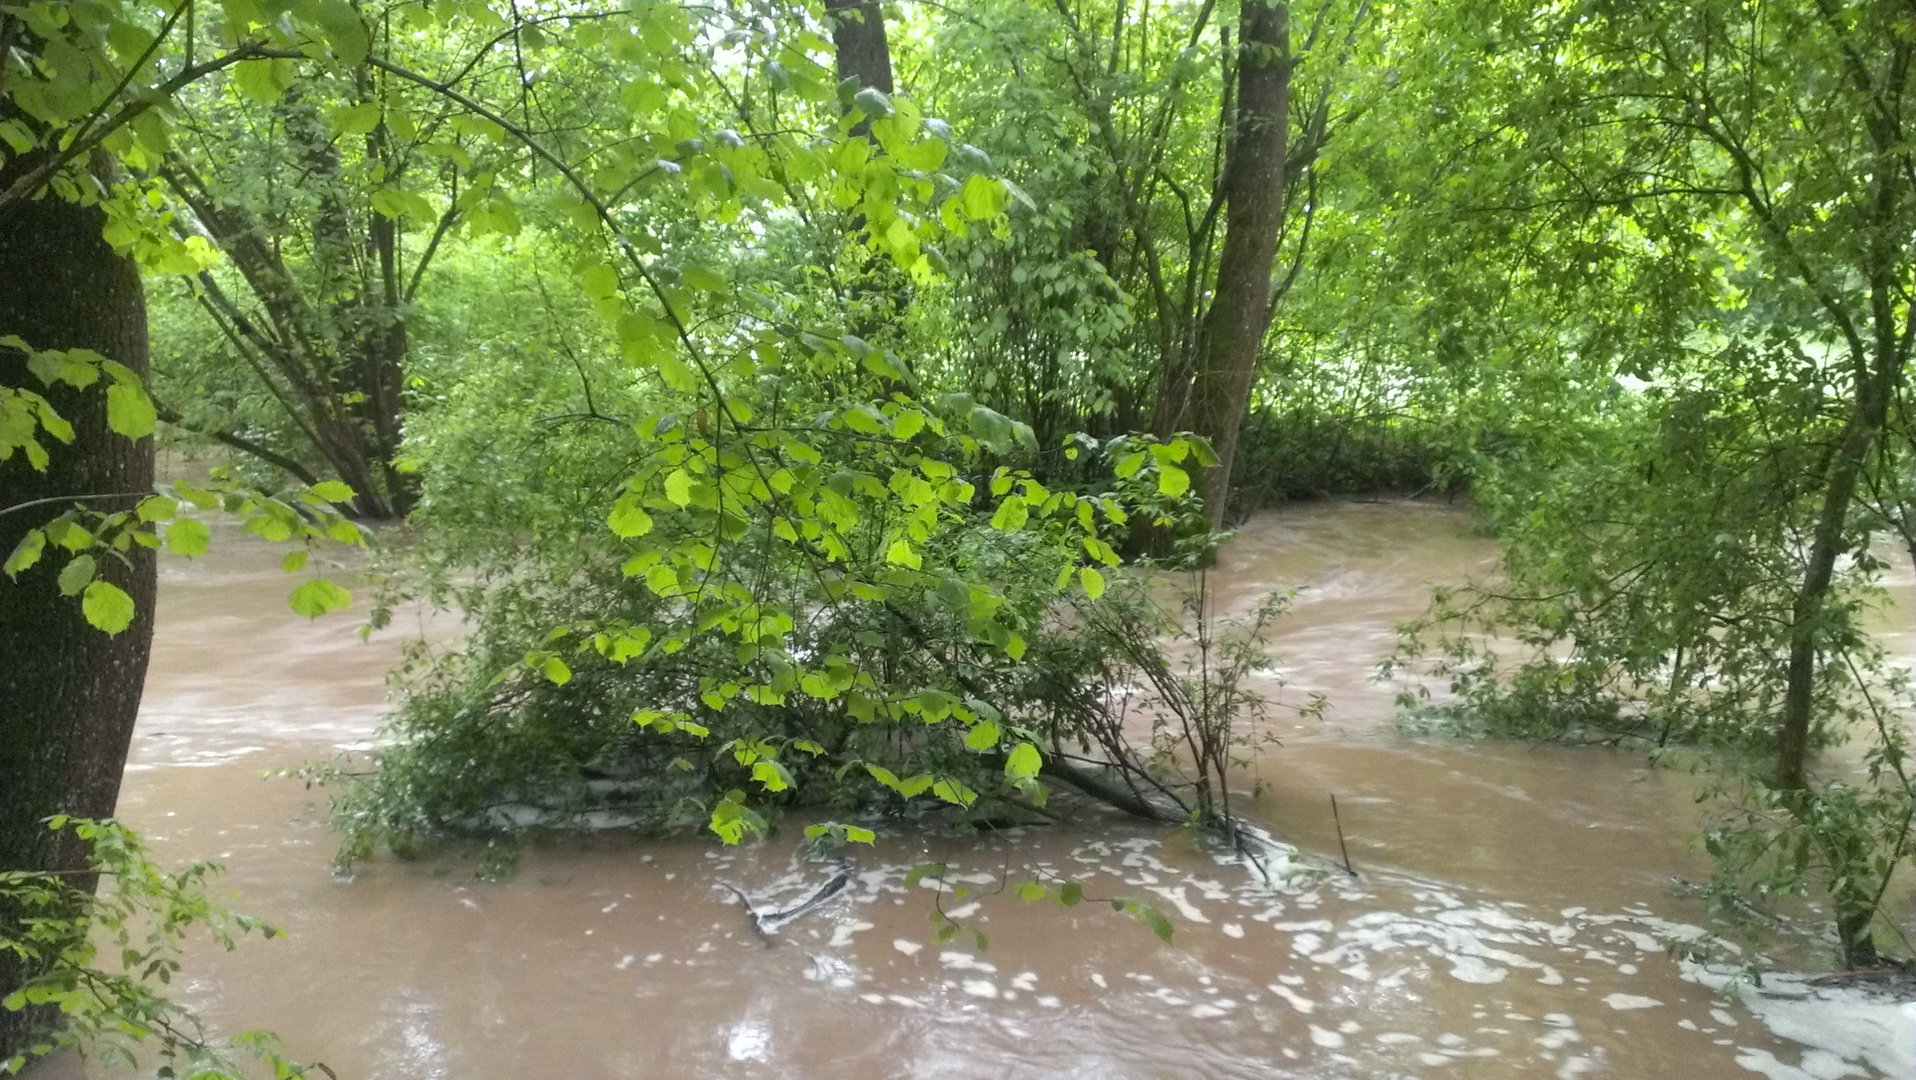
[1682,964,1914,1080]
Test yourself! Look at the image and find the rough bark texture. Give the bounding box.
[1187,0,1288,530]
[0,161,157,1058]
[825,0,895,96]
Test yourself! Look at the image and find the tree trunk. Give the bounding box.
[0,154,157,1060]
[1775,337,1901,792]
[1187,0,1288,530]
[825,0,894,97]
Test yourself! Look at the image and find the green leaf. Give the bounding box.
[543,656,572,685]
[852,86,895,118]
[232,58,293,104]
[4,529,46,578]
[316,0,370,66]
[845,825,876,844]
[885,538,921,568]
[989,496,1029,531]
[136,495,177,522]
[327,102,382,135]
[105,383,156,439]
[288,578,352,618]
[309,480,356,503]
[964,721,1001,751]
[931,777,976,807]
[664,469,693,506]
[1131,902,1175,943]
[81,580,136,635]
[281,549,309,573]
[752,759,793,792]
[608,498,654,538]
[683,265,727,291]
[1080,566,1106,600]
[1057,880,1083,907]
[1005,742,1042,779]
[57,554,96,596]
[165,517,210,558]
[960,173,1007,220]
[1158,463,1190,497]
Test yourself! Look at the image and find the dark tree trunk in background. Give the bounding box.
[1187,0,1288,530]
[0,156,158,1058]
[826,0,894,97]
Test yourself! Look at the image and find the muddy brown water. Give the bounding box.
[46,502,1916,1078]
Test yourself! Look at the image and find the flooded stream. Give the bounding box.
[63,502,1916,1078]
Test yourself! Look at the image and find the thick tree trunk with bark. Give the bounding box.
[825,0,894,96]
[1187,0,1288,530]
[0,156,157,1059]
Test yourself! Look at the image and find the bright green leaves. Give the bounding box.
[804,821,877,846]
[102,366,154,440]
[1158,463,1190,497]
[81,581,136,636]
[309,481,356,504]
[4,530,46,578]
[164,518,210,558]
[989,495,1029,532]
[288,578,352,618]
[663,468,694,506]
[960,173,1009,220]
[963,721,1001,751]
[608,496,654,538]
[1005,743,1042,780]
[866,765,934,799]
[709,790,767,845]
[2,341,152,470]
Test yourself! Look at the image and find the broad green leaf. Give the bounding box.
[281,549,309,573]
[608,498,654,538]
[1080,567,1105,600]
[136,495,177,522]
[964,721,1000,751]
[543,656,572,685]
[309,480,356,503]
[327,102,382,135]
[57,554,96,596]
[4,530,46,578]
[1005,742,1042,779]
[664,469,693,506]
[81,580,136,635]
[289,578,351,618]
[683,265,727,291]
[316,0,370,66]
[1158,464,1190,497]
[165,517,210,557]
[960,173,1007,220]
[1132,902,1174,943]
[105,383,155,439]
